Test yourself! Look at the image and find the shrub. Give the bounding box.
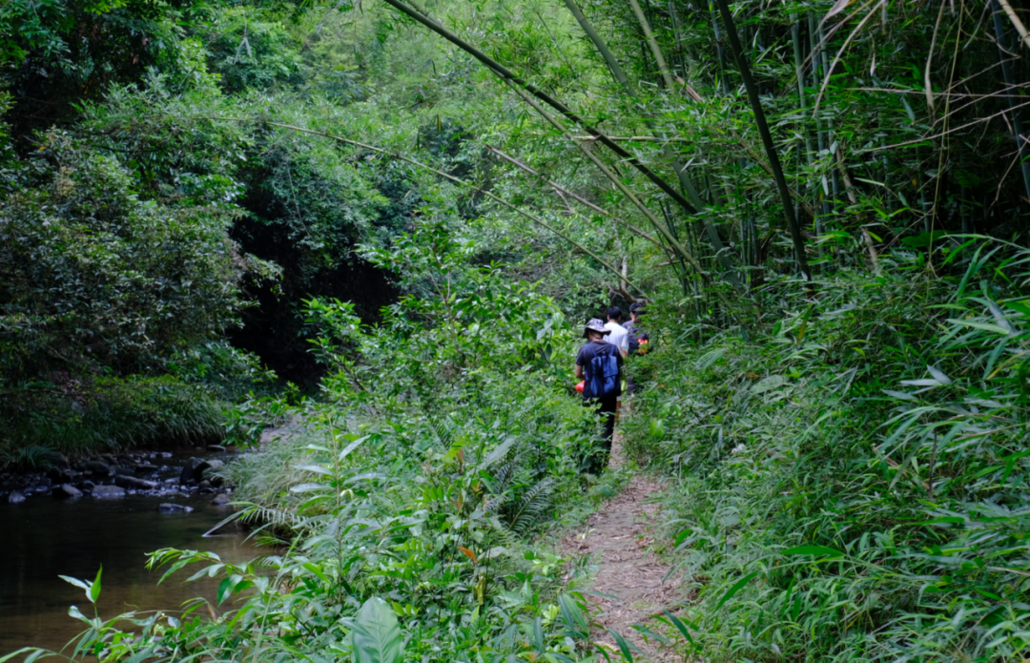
[0,133,266,379]
[1,376,224,452]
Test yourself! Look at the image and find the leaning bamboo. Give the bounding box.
[990,0,1030,204]
[561,0,743,291]
[379,0,700,218]
[713,0,811,280]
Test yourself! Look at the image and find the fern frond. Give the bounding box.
[488,515,520,547]
[505,478,554,536]
[238,503,318,536]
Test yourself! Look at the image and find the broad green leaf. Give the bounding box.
[752,375,786,394]
[926,365,952,385]
[290,482,330,493]
[882,390,918,401]
[607,629,636,663]
[68,606,89,623]
[1002,299,1030,317]
[0,648,44,663]
[89,566,102,603]
[947,319,1011,336]
[351,597,404,663]
[662,611,696,646]
[558,594,589,637]
[339,435,369,462]
[59,575,94,603]
[293,464,332,475]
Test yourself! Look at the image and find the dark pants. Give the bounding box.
[584,394,617,473]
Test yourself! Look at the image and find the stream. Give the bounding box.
[0,451,262,658]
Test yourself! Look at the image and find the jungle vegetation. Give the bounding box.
[3,0,1030,659]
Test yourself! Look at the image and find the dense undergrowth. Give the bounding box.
[0,342,278,465]
[625,239,1030,661]
[5,226,626,663]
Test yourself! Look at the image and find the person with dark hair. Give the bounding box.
[622,302,651,394]
[623,302,650,356]
[604,306,629,358]
[575,318,623,473]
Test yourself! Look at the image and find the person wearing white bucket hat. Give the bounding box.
[574,318,623,473]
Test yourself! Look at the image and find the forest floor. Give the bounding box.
[561,424,682,662]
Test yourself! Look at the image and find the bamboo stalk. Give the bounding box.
[713,0,811,280]
[710,1,729,95]
[991,0,1030,204]
[996,0,1030,50]
[836,147,881,275]
[560,0,744,292]
[792,17,822,265]
[628,0,675,90]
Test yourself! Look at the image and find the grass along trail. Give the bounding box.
[562,426,682,661]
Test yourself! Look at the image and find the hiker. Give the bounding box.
[603,306,630,421]
[623,302,651,356]
[604,306,630,359]
[575,319,623,473]
[622,302,650,394]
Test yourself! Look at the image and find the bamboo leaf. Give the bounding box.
[89,566,102,603]
[662,610,697,646]
[607,629,636,662]
[293,464,332,475]
[716,571,759,610]
[782,545,844,558]
[947,319,1012,336]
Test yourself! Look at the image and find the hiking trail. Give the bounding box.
[561,428,682,661]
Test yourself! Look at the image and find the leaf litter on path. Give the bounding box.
[561,429,683,661]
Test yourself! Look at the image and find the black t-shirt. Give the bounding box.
[576,341,623,398]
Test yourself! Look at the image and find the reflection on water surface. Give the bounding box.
[0,491,260,657]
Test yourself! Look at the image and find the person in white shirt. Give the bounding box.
[604,307,629,359]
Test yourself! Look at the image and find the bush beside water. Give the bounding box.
[0,376,224,456]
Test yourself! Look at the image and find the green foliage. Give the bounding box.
[0,375,224,452]
[202,6,303,94]
[0,132,267,378]
[351,598,405,663]
[0,444,67,472]
[14,208,628,662]
[626,240,1030,661]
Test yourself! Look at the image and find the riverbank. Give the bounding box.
[1,376,226,457]
[1,445,239,504]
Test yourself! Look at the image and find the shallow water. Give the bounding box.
[0,481,261,657]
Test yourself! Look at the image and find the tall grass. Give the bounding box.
[627,239,1030,661]
[0,376,224,455]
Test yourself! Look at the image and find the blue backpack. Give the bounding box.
[584,343,620,399]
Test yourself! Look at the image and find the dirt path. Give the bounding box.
[561,431,681,661]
